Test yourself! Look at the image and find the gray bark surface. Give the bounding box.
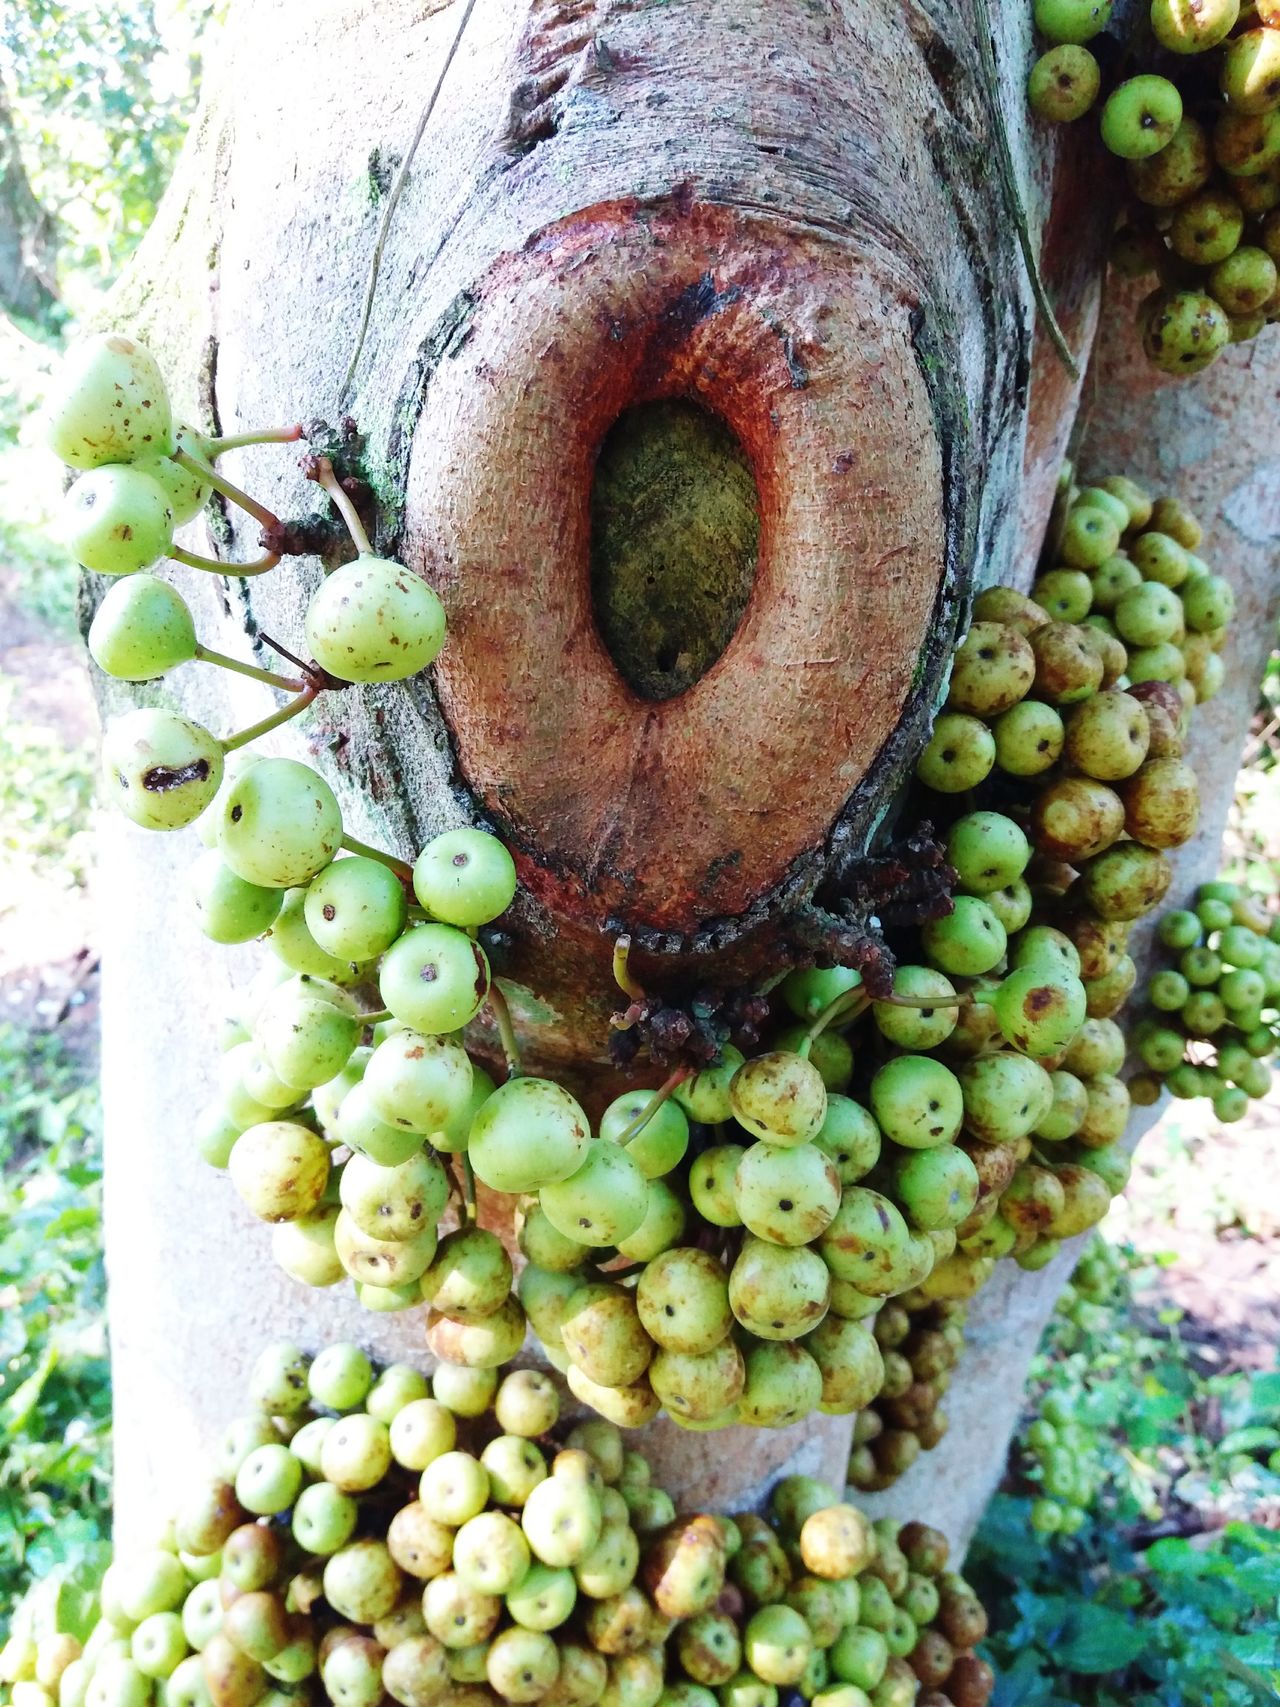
[0,76,58,325]
[100,0,1278,1547]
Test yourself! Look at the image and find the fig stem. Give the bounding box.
[222,682,318,752]
[205,425,304,454]
[615,1068,694,1147]
[487,981,523,1080]
[194,643,305,692]
[174,446,282,531]
[612,934,646,1002]
[171,545,280,577]
[339,834,414,882]
[312,456,375,556]
[801,988,869,1051]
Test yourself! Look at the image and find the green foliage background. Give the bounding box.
[0,0,215,1634]
[0,1029,107,1627]
[971,1243,1280,1705]
[1,1,213,324]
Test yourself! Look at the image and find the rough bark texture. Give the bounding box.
[0,76,58,325]
[107,0,1110,1077]
[100,0,1274,1547]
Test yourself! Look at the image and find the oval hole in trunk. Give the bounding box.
[590,399,760,702]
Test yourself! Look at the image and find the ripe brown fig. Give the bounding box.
[915,1410,949,1449]
[907,1327,954,1381]
[872,1428,922,1479]
[202,1632,267,1707]
[949,1653,997,1707]
[898,1521,950,1575]
[1028,622,1105,704]
[1127,115,1211,206]
[1058,909,1128,979]
[883,1380,942,1431]
[1000,1165,1067,1235]
[174,1479,247,1556]
[1030,776,1125,863]
[1148,496,1202,549]
[1120,757,1201,848]
[1079,625,1129,689]
[222,1525,285,1593]
[958,1136,1021,1204]
[937,1583,989,1648]
[908,1630,955,1689]
[1079,842,1173,920]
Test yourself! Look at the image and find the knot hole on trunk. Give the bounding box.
[590,399,760,701]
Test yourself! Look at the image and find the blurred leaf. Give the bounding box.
[973,1237,1280,1706]
[0,1023,108,1637]
[1051,1603,1149,1674]
[1220,1428,1280,1458]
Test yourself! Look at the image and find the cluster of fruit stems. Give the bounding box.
[165,432,301,580]
[86,426,522,1080]
[53,382,527,1228]
[128,439,423,777]
[109,422,912,1223]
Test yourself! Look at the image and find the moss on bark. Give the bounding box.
[589,399,759,701]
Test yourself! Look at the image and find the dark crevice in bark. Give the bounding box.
[830,309,971,882]
[499,0,614,154]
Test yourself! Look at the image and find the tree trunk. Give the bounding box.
[0,75,58,326]
[100,0,1277,1544]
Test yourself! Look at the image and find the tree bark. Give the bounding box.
[108,0,1117,1073]
[0,75,58,326]
[99,0,1274,1544]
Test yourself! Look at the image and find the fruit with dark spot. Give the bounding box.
[945,623,1036,716]
[103,708,224,832]
[1100,75,1183,160]
[1141,290,1229,376]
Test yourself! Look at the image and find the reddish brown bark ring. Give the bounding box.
[407,200,945,936]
